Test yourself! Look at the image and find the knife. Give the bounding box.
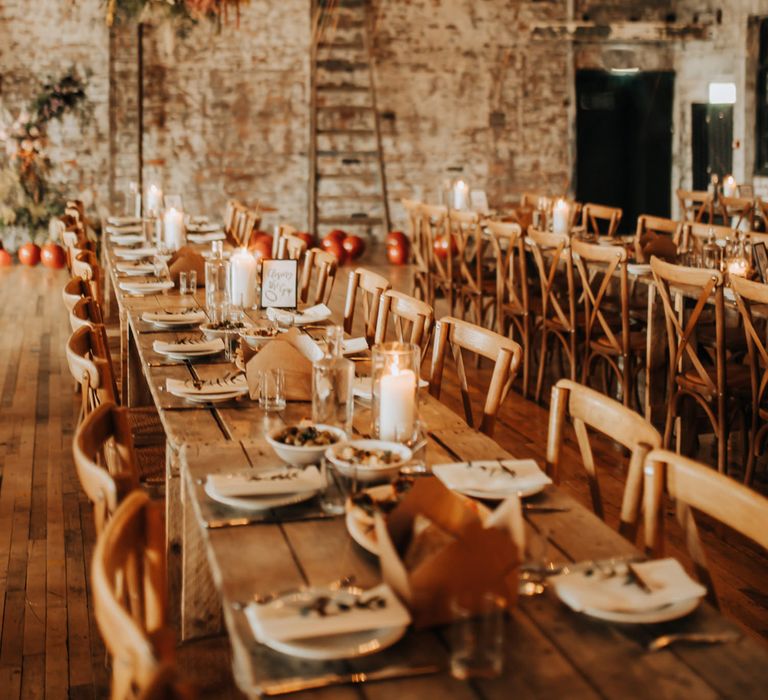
[257,664,442,696]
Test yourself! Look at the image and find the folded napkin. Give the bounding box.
[267,303,332,326]
[153,338,224,355]
[342,337,368,355]
[110,234,145,245]
[168,249,205,287]
[245,583,411,643]
[187,231,226,243]
[107,224,143,235]
[186,222,221,233]
[107,216,141,227]
[245,337,313,400]
[433,460,552,496]
[142,309,207,324]
[119,280,174,294]
[552,558,706,614]
[114,246,157,259]
[638,232,677,264]
[116,261,156,275]
[166,374,247,397]
[207,466,322,498]
[627,263,651,276]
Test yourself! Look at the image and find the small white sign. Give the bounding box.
[260,259,298,309]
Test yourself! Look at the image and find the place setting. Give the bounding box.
[141,307,208,329]
[152,335,226,360]
[118,277,175,295]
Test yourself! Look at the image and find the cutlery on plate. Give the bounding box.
[257,664,442,696]
[522,504,570,513]
[647,631,740,653]
[231,575,356,609]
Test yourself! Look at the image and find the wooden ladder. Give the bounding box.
[310,0,391,239]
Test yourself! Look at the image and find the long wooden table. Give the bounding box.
[103,236,768,699]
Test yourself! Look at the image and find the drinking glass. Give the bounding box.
[450,593,507,680]
[258,368,285,411]
[320,461,358,515]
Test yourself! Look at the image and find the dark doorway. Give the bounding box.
[576,70,674,233]
[691,103,734,190]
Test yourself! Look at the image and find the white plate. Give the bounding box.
[155,347,223,360]
[114,247,158,260]
[345,509,379,554]
[627,263,651,276]
[200,322,253,340]
[580,597,701,624]
[117,264,156,276]
[173,389,247,404]
[148,318,203,329]
[256,589,407,660]
[433,460,551,500]
[204,479,318,512]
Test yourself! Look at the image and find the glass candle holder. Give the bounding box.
[372,342,420,443]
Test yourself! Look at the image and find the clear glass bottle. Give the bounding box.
[205,242,230,324]
[312,326,354,435]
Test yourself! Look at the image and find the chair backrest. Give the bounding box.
[70,295,105,332]
[343,267,391,342]
[276,232,307,262]
[63,276,91,312]
[448,210,490,302]
[757,198,768,231]
[650,256,725,398]
[273,223,297,258]
[719,195,755,231]
[401,199,427,271]
[91,490,170,700]
[66,325,119,420]
[527,229,577,333]
[581,203,622,238]
[299,248,338,305]
[679,221,735,253]
[429,316,522,437]
[420,204,450,285]
[72,250,104,306]
[644,448,768,605]
[635,214,681,246]
[520,192,551,209]
[223,199,239,237]
[676,189,713,223]
[233,207,260,248]
[485,221,527,335]
[547,379,661,539]
[374,290,434,360]
[73,401,140,536]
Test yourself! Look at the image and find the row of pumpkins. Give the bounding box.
[0,227,437,269]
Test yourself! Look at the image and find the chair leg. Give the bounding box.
[521,317,530,399]
[717,392,727,475]
[535,329,549,404]
[663,391,677,450]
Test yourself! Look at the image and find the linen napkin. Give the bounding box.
[168,249,205,287]
[433,460,552,497]
[267,303,332,326]
[552,558,706,614]
[142,309,207,324]
[117,261,156,275]
[187,231,226,243]
[107,224,143,235]
[245,583,411,642]
[110,234,144,245]
[114,246,157,259]
[107,216,141,227]
[119,280,174,294]
[153,338,224,355]
[207,466,323,498]
[166,374,247,397]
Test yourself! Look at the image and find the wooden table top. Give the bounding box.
[103,235,768,699]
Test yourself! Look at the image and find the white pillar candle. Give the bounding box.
[552,198,570,235]
[146,184,163,214]
[453,180,469,211]
[163,207,185,251]
[723,175,737,198]
[379,368,416,441]
[229,247,258,308]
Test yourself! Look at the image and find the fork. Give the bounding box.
[647,631,740,652]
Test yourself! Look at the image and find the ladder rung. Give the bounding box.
[317,128,374,135]
[317,41,365,50]
[316,105,373,112]
[316,83,369,93]
[316,60,369,71]
[318,215,383,226]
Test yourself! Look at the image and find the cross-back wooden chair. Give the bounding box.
[72,249,105,306]
[420,203,451,307]
[91,490,172,700]
[678,221,734,253]
[527,229,579,403]
[276,232,307,262]
[520,192,552,210]
[547,379,661,540]
[485,221,531,397]
[730,275,768,485]
[581,203,622,238]
[73,401,141,536]
[572,239,644,407]
[644,448,768,607]
[677,189,713,224]
[718,195,755,232]
[650,257,749,475]
[634,214,681,262]
[273,223,298,259]
[223,199,239,239]
[342,267,391,343]
[448,210,494,327]
[374,290,434,362]
[233,207,260,248]
[299,248,338,305]
[401,199,430,301]
[429,316,522,437]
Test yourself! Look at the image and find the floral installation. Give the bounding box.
[0,69,89,247]
[105,0,246,27]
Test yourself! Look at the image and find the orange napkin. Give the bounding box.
[168,248,205,286]
[638,232,677,263]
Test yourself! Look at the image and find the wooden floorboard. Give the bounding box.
[0,261,767,699]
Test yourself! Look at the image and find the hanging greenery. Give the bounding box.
[105,0,245,27]
[0,69,89,239]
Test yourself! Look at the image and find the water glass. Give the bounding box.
[450,593,507,680]
[320,461,358,515]
[258,368,286,411]
[179,271,196,295]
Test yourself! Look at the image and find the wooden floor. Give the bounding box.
[1,261,767,698]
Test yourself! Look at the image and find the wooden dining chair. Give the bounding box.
[485,221,532,397]
[342,267,391,343]
[72,249,105,306]
[223,199,239,239]
[650,257,750,475]
[678,221,736,254]
[73,401,141,536]
[70,295,107,333]
[547,379,661,539]
[273,223,297,258]
[137,664,192,700]
[401,199,430,301]
[634,214,681,262]
[448,210,494,327]
[718,195,755,232]
[429,316,522,437]
[730,274,768,485]
[91,490,171,700]
[299,247,338,305]
[527,228,579,403]
[572,238,644,407]
[644,448,768,606]
[677,189,713,224]
[276,232,307,262]
[520,192,551,209]
[757,198,768,231]
[580,203,622,238]
[374,290,434,361]
[235,207,260,248]
[63,276,93,313]
[420,203,451,307]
